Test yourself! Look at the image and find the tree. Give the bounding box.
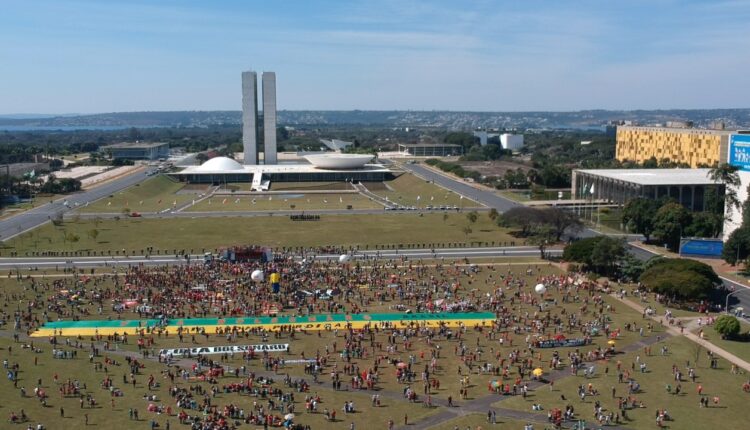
[590,237,626,275]
[462,226,472,237]
[709,163,740,216]
[563,237,603,263]
[714,315,741,339]
[527,224,555,258]
[722,226,750,265]
[88,229,99,243]
[622,198,660,240]
[541,207,582,241]
[639,258,720,301]
[619,252,645,282]
[488,208,499,221]
[685,211,723,238]
[563,236,625,276]
[498,207,545,236]
[466,211,478,224]
[652,202,691,251]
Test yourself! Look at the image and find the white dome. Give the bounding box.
[195,157,244,172]
[303,153,374,169]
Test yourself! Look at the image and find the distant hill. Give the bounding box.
[1,109,749,130]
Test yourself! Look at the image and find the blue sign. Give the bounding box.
[680,239,723,257]
[729,134,750,171]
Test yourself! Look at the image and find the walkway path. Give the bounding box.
[612,293,750,373]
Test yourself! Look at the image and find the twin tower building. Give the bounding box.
[242,71,277,165]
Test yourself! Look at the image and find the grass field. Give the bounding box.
[79,175,195,213]
[370,173,480,207]
[185,193,381,212]
[691,319,750,363]
[4,213,517,253]
[498,333,750,429]
[0,261,557,430]
[0,260,747,429]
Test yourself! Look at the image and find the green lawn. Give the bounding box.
[5,213,517,253]
[0,336,439,430]
[4,261,746,430]
[692,319,750,363]
[371,173,481,207]
[185,192,381,212]
[78,175,194,213]
[498,333,750,429]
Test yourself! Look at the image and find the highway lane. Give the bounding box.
[400,163,520,211]
[395,161,750,314]
[0,168,152,240]
[0,246,558,269]
[4,158,748,314]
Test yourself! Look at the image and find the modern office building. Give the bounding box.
[500,134,524,151]
[615,125,732,168]
[241,71,259,165]
[723,133,750,238]
[173,154,393,187]
[103,142,169,161]
[397,143,463,157]
[473,131,498,146]
[571,168,721,211]
[262,72,277,164]
[177,71,393,190]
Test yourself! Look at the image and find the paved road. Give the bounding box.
[400,163,520,211]
[397,162,750,315]
[0,246,559,269]
[0,168,152,240]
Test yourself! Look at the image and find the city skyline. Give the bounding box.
[1,0,750,114]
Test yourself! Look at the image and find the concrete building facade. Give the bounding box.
[104,142,169,161]
[615,125,731,168]
[262,72,277,164]
[571,168,721,212]
[241,71,259,165]
[397,143,463,157]
[500,134,524,151]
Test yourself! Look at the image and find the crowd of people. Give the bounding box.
[0,250,747,429]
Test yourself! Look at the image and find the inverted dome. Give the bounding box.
[195,156,244,172]
[303,153,374,169]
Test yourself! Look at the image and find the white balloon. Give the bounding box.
[338,254,351,264]
[251,270,264,282]
[534,284,546,294]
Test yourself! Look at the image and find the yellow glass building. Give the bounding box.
[616,126,731,168]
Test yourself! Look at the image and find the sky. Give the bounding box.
[1,0,749,114]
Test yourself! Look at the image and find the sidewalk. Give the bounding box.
[612,291,750,373]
